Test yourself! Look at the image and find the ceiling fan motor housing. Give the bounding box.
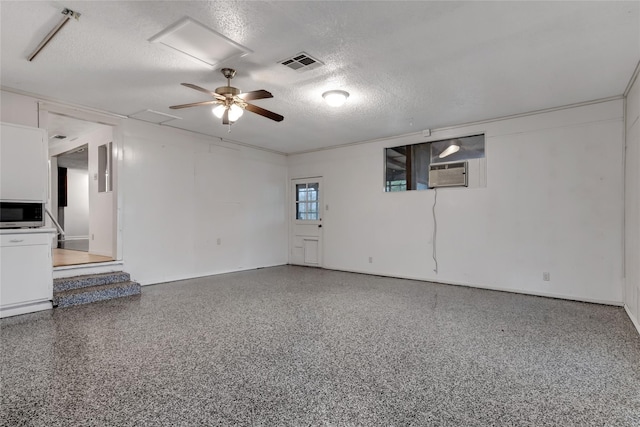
[215,86,240,98]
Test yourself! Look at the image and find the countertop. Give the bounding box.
[0,228,56,235]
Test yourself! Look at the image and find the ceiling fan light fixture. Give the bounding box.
[228,104,244,121]
[171,68,283,123]
[212,104,226,118]
[439,141,461,159]
[322,90,349,107]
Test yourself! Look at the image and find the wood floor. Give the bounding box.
[52,249,113,267]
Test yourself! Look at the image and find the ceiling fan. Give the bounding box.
[169,68,284,125]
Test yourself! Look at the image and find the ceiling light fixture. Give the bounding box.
[212,104,226,118]
[212,104,244,122]
[439,141,461,159]
[28,8,81,62]
[322,90,349,107]
[228,104,244,122]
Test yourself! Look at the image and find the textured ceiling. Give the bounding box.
[46,113,111,145]
[1,1,639,154]
[56,144,88,170]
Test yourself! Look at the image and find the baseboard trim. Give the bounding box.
[624,305,640,336]
[319,265,624,306]
[0,300,52,318]
[138,262,289,286]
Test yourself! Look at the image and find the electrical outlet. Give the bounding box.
[91,234,94,240]
[216,238,221,245]
[368,256,373,264]
[543,272,550,281]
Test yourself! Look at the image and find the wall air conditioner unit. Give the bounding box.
[429,161,468,188]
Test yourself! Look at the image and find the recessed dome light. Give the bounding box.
[322,90,349,107]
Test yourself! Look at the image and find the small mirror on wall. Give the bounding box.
[98,142,112,193]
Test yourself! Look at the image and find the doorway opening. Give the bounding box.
[41,107,120,268]
[56,145,89,251]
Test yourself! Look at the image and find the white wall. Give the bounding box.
[120,120,288,285]
[0,91,38,127]
[289,100,625,305]
[1,89,288,285]
[1,89,626,305]
[625,70,640,330]
[87,131,114,257]
[64,168,89,238]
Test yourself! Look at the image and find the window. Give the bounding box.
[384,134,484,191]
[296,183,319,220]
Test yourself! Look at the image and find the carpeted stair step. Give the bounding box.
[54,271,131,292]
[53,281,141,308]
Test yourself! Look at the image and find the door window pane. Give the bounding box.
[296,182,320,220]
[296,184,307,201]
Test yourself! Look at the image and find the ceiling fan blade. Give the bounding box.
[181,83,225,101]
[222,108,229,125]
[244,103,284,122]
[237,90,273,101]
[169,100,219,109]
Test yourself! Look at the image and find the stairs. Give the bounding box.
[53,271,141,308]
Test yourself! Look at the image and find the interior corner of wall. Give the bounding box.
[624,304,640,336]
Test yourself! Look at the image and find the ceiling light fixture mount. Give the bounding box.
[322,90,349,107]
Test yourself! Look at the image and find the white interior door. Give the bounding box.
[290,177,323,267]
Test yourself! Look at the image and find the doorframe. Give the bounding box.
[289,176,324,267]
[38,102,124,262]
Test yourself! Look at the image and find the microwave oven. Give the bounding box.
[0,201,45,228]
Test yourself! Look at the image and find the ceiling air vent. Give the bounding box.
[279,52,323,72]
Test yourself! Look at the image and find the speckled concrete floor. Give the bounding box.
[2,266,639,426]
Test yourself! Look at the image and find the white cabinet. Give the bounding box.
[0,122,48,202]
[0,229,55,318]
